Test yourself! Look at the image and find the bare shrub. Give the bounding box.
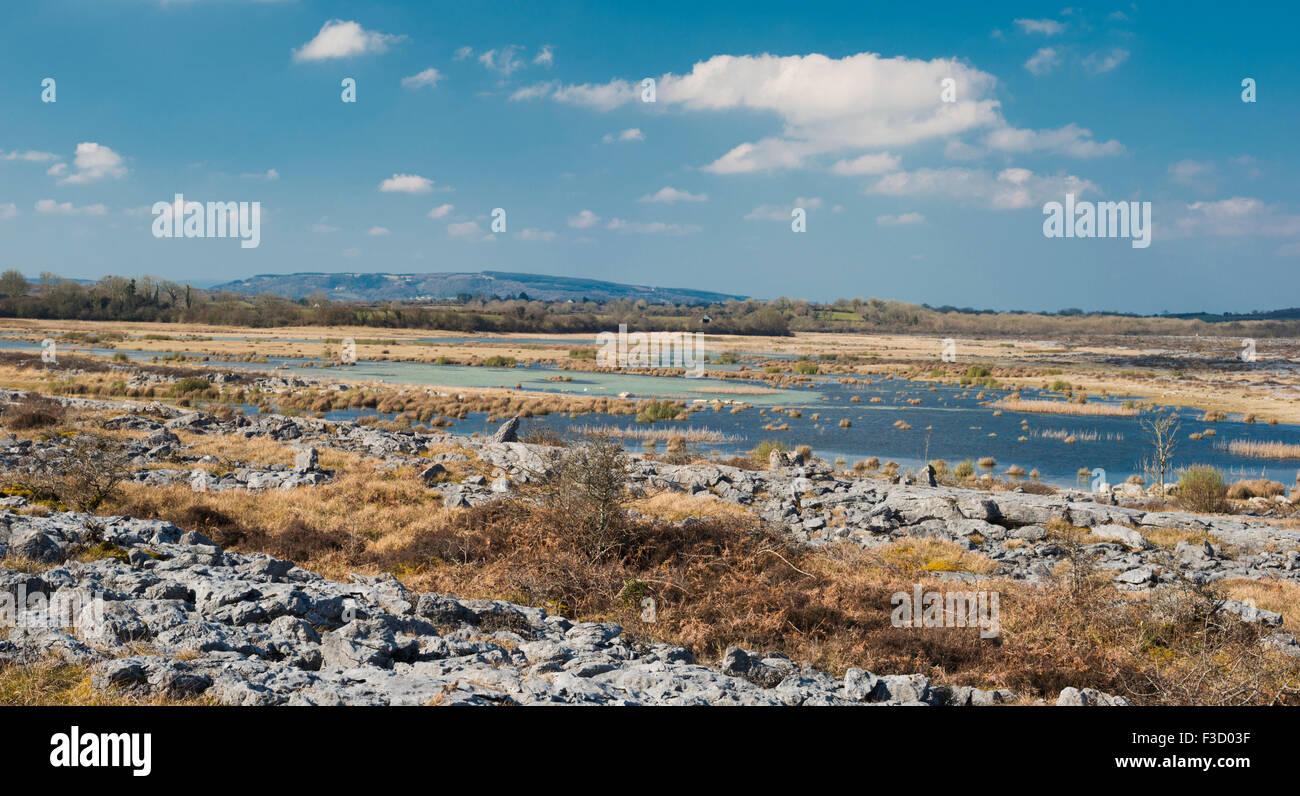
[0,394,65,431]
[6,433,133,511]
[529,437,633,562]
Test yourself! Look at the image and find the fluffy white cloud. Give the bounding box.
[1014,18,1064,35]
[604,218,700,235]
[1177,197,1300,238]
[568,209,600,228]
[745,197,822,221]
[866,167,1095,209]
[877,212,926,226]
[1024,47,1061,75]
[479,45,524,76]
[531,52,1002,173]
[533,45,554,67]
[58,142,126,184]
[293,20,404,62]
[447,221,493,241]
[830,152,900,175]
[549,80,638,111]
[368,226,391,236]
[35,199,107,215]
[2,150,59,162]
[1084,48,1130,74]
[426,203,454,219]
[401,68,442,89]
[985,124,1124,157]
[602,128,644,143]
[379,173,433,193]
[638,186,707,204]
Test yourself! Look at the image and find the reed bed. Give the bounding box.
[1221,439,1300,460]
[570,424,738,443]
[991,398,1138,417]
[1031,428,1125,442]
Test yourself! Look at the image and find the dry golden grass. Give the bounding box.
[630,491,755,522]
[1141,526,1226,550]
[991,398,1138,417]
[1225,439,1300,460]
[0,658,217,706]
[1218,578,1300,633]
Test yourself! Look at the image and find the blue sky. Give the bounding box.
[2,0,1298,313]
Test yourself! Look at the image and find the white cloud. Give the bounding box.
[866,167,1095,209]
[517,227,557,241]
[1177,197,1300,239]
[35,199,107,215]
[2,150,59,162]
[830,152,900,175]
[535,52,1002,174]
[401,68,443,89]
[241,168,279,180]
[1168,159,1216,188]
[292,20,405,62]
[447,220,493,241]
[1083,48,1130,74]
[510,82,556,101]
[533,45,554,67]
[0,203,17,220]
[311,218,340,233]
[1024,47,1062,75]
[877,212,926,226]
[379,173,433,193]
[638,186,707,204]
[568,209,600,228]
[58,142,126,184]
[368,226,391,236]
[479,45,524,76]
[549,80,639,111]
[604,219,700,235]
[426,203,454,219]
[745,198,822,221]
[453,46,473,61]
[46,163,68,177]
[985,123,1124,157]
[1014,18,1064,35]
[602,128,644,143]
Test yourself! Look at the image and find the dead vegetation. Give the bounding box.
[76,437,1300,704]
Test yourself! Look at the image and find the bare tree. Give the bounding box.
[1140,412,1180,492]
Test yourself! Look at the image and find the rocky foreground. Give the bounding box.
[3,391,1299,704]
[0,510,1132,706]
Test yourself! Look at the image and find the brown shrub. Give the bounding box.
[0,394,65,431]
[1226,479,1287,500]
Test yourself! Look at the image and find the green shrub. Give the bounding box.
[1178,466,1228,513]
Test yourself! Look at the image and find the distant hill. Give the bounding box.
[211,271,746,305]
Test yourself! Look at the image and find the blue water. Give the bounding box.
[5,336,1299,487]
